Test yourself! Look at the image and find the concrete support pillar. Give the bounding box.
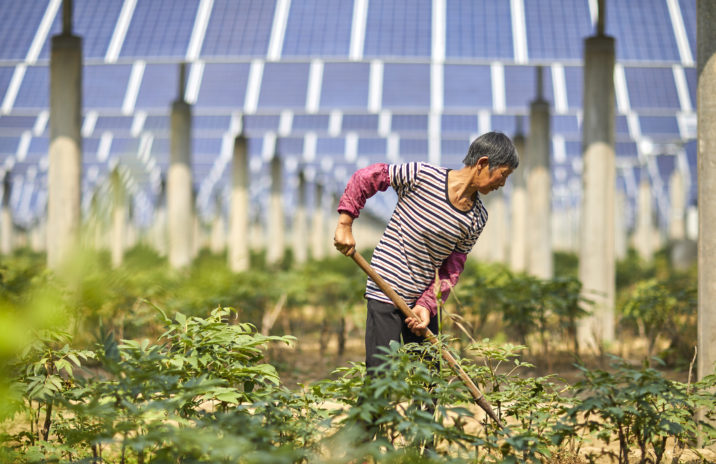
[480,192,507,263]
[311,182,326,260]
[527,66,553,279]
[210,200,226,255]
[510,127,528,272]
[152,177,167,256]
[266,155,284,266]
[578,9,616,350]
[250,214,265,253]
[167,64,193,269]
[1,174,13,255]
[552,207,570,252]
[30,221,45,252]
[633,177,656,262]
[292,171,308,265]
[494,192,509,263]
[228,135,249,271]
[697,0,716,383]
[615,191,628,260]
[47,1,82,269]
[110,168,125,268]
[192,206,201,258]
[669,169,686,241]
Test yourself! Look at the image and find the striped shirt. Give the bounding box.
[365,162,487,307]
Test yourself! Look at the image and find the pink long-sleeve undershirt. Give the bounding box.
[337,163,391,218]
[415,251,467,316]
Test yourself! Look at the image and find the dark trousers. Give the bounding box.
[359,299,440,449]
[365,299,439,374]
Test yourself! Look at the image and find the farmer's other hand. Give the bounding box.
[406,305,430,337]
[334,213,356,256]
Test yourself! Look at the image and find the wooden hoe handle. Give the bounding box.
[349,250,503,429]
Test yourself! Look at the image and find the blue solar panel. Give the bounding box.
[684,140,696,204]
[391,114,427,133]
[442,115,477,133]
[283,0,352,57]
[343,114,379,132]
[195,63,250,108]
[624,67,680,110]
[612,116,627,136]
[640,116,679,138]
[0,116,36,131]
[655,154,676,180]
[258,63,310,109]
[277,137,304,155]
[150,137,169,156]
[615,141,638,158]
[0,0,46,60]
[444,65,492,109]
[364,0,431,57]
[95,116,133,132]
[317,137,344,155]
[679,0,696,62]
[244,115,280,133]
[446,0,513,59]
[320,63,370,109]
[563,66,583,110]
[14,66,48,109]
[504,66,554,109]
[606,0,680,62]
[144,115,169,132]
[292,114,329,131]
[83,136,99,155]
[0,67,14,102]
[564,141,581,156]
[0,137,20,154]
[28,136,48,154]
[39,0,124,60]
[135,63,179,110]
[110,137,139,156]
[193,115,231,132]
[552,115,579,136]
[120,0,199,58]
[524,0,592,60]
[201,0,274,57]
[491,115,519,134]
[193,137,222,154]
[382,64,430,109]
[85,64,131,109]
[399,138,428,157]
[441,139,467,167]
[684,67,696,109]
[358,137,386,155]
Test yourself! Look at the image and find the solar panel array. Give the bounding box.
[0,0,698,233]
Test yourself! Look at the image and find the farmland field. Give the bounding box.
[1,246,714,463]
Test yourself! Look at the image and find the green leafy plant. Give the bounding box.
[556,356,716,464]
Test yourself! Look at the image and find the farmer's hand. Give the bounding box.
[406,305,430,337]
[334,213,356,256]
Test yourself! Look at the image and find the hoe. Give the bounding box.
[349,250,504,429]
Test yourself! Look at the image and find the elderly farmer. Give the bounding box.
[333,132,518,372]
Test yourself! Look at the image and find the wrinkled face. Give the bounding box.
[477,165,513,195]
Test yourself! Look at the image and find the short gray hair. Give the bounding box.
[462,132,519,171]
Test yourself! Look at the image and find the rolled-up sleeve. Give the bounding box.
[337,163,391,218]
